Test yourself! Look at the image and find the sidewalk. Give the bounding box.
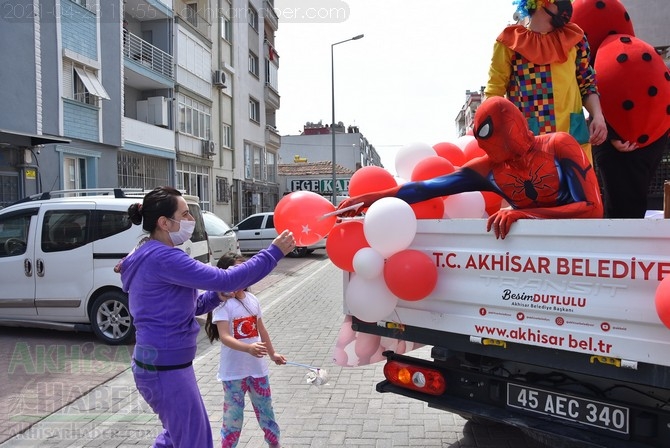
[0,260,534,448]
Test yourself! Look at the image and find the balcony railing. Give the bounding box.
[123,29,173,79]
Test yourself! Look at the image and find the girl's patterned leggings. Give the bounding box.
[220,376,280,448]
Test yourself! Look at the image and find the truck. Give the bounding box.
[342,217,670,448]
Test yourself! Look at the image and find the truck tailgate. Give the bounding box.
[347,218,670,368]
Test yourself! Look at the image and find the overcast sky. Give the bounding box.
[274,0,516,172]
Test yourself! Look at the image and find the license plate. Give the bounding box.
[507,383,629,435]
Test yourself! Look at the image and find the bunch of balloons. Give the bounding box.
[275,137,504,324]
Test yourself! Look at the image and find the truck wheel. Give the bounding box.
[90,291,135,345]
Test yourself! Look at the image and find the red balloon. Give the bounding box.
[433,142,466,167]
[463,138,486,162]
[349,166,397,197]
[655,276,670,329]
[326,220,369,272]
[383,250,438,301]
[274,191,336,246]
[411,156,455,181]
[410,198,445,220]
[482,191,503,216]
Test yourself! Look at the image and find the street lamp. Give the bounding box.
[331,33,364,205]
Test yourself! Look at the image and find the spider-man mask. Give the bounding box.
[473,97,535,163]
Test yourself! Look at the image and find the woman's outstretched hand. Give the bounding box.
[272,229,296,255]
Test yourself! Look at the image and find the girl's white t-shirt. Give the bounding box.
[212,291,269,381]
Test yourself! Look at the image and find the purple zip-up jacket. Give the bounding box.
[119,240,283,367]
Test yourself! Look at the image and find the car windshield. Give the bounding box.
[204,213,232,236]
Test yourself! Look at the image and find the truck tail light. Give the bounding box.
[383,360,446,396]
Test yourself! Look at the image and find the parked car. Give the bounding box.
[202,210,240,265]
[0,188,210,345]
[233,212,326,257]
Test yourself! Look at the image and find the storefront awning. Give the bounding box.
[0,129,71,147]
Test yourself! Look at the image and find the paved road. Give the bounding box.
[1,253,544,447]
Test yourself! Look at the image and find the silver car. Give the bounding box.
[202,211,240,265]
[233,212,326,258]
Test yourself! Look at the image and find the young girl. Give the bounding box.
[206,252,286,448]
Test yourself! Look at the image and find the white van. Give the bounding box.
[0,188,209,344]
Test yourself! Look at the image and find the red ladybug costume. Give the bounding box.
[571,0,635,62]
[573,0,670,218]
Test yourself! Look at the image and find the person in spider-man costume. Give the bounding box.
[337,96,603,239]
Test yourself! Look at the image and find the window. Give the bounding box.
[0,209,35,257]
[266,152,276,183]
[176,162,211,211]
[244,143,252,179]
[253,146,263,180]
[248,4,258,32]
[73,66,109,105]
[63,156,87,190]
[178,94,212,139]
[95,211,132,240]
[236,214,264,231]
[216,177,231,203]
[186,3,198,27]
[117,151,171,190]
[221,17,232,41]
[249,97,260,123]
[248,51,259,77]
[222,124,232,148]
[41,211,90,253]
[266,60,278,91]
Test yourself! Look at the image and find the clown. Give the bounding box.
[484,0,607,163]
[337,96,603,239]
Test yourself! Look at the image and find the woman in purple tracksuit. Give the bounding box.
[117,186,295,448]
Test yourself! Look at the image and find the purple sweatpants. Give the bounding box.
[132,362,213,448]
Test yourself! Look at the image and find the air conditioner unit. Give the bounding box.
[213,70,226,87]
[202,139,216,156]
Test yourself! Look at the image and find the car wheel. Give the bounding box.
[90,291,135,345]
[288,246,309,258]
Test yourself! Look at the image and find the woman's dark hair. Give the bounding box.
[127,186,182,233]
[206,252,248,343]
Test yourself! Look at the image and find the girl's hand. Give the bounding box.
[270,353,286,365]
[247,341,268,358]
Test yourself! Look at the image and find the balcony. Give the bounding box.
[265,125,281,150]
[124,29,173,80]
[175,0,212,41]
[264,0,278,31]
[124,117,175,154]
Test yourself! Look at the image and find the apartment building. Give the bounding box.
[278,121,383,199]
[0,0,280,226]
[0,0,123,207]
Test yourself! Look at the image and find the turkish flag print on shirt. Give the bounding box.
[233,315,259,339]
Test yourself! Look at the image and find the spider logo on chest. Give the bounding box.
[503,164,554,202]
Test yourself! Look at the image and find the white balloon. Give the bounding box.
[353,247,385,279]
[345,274,399,323]
[443,192,486,218]
[364,197,417,258]
[395,142,436,181]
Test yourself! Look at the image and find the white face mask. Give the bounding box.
[168,218,196,246]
